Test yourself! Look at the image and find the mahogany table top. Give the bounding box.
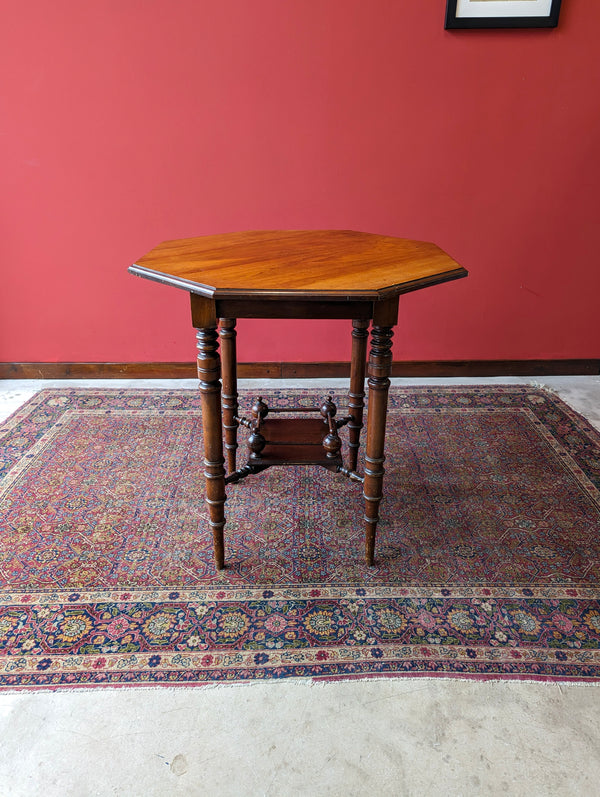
[129,230,467,303]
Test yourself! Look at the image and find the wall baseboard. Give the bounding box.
[1,360,598,379]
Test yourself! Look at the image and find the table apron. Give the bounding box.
[214,298,373,320]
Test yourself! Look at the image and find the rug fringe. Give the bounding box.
[2,674,600,696]
[529,381,558,394]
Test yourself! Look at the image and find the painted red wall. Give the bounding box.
[2,1,599,364]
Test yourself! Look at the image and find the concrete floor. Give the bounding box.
[0,376,599,797]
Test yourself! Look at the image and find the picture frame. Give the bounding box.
[445,0,562,29]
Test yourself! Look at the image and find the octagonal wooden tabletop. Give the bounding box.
[130,230,467,301]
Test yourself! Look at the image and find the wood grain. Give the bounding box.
[130,230,467,301]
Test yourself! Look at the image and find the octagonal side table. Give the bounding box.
[129,230,467,570]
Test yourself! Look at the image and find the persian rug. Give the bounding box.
[1,386,599,690]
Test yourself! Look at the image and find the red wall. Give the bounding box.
[2,1,599,364]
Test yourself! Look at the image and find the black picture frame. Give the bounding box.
[445,0,562,29]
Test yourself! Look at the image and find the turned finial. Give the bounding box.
[251,396,269,420]
[320,395,337,420]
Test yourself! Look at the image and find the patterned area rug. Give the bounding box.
[1,386,599,689]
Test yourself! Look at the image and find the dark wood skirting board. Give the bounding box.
[1,360,599,379]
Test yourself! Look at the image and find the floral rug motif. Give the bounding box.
[1,386,599,689]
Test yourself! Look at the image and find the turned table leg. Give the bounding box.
[219,318,238,474]
[196,324,226,570]
[363,322,394,566]
[347,319,368,472]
